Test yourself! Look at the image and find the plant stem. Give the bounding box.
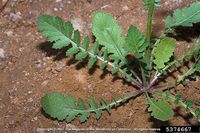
[169,95,198,120]
[149,57,183,88]
[70,89,144,114]
[176,66,195,83]
[69,40,143,88]
[149,38,160,71]
[146,0,155,46]
[130,69,143,84]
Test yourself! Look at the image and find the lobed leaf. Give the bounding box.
[165,2,200,29]
[38,15,136,85]
[125,26,148,59]
[89,97,102,119]
[92,12,127,64]
[174,94,181,104]
[41,92,127,123]
[66,46,79,56]
[73,30,81,45]
[38,16,73,49]
[147,98,174,121]
[185,100,194,109]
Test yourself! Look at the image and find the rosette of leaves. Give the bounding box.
[37,1,200,123]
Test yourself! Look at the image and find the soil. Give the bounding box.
[0,0,200,133]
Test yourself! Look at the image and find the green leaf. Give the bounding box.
[73,30,81,45]
[38,16,73,49]
[185,100,194,109]
[41,92,68,120]
[100,62,108,70]
[195,108,200,122]
[88,57,97,68]
[125,26,147,58]
[66,112,78,123]
[89,97,101,119]
[66,94,75,108]
[195,60,200,72]
[77,98,89,123]
[88,42,99,67]
[100,98,111,113]
[165,2,200,28]
[75,51,88,61]
[82,36,90,50]
[143,0,161,10]
[66,46,79,56]
[195,108,200,116]
[154,37,176,69]
[92,12,127,63]
[174,94,181,104]
[147,98,174,121]
[112,67,119,74]
[165,90,170,100]
[64,21,73,38]
[156,90,163,97]
[186,38,200,60]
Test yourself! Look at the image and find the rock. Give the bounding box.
[101,5,110,9]
[32,116,38,121]
[9,12,22,22]
[56,0,62,2]
[28,91,32,94]
[71,18,88,32]
[41,80,48,86]
[0,48,7,60]
[122,5,129,11]
[5,30,13,37]
[54,7,58,12]
[35,60,42,68]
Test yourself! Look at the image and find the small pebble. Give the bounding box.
[56,0,62,2]
[41,80,48,86]
[5,30,13,37]
[9,12,22,21]
[28,91,32,94]
[122,5,129,11]
[54,8,58,12]
[0,48,7,60]
[35,60,42,67]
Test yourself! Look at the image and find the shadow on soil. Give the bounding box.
[167,23,200,42]
[37,22,200,126]
[37,41,138,89]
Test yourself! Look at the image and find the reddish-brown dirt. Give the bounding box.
[0,0,199,133]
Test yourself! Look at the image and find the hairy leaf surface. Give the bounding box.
[147,98,174,121]
[165,2,200,28]
[125,26,147,58]
[92,12,127,63]
[41,92,68,120]
[154,37,176,69]
[38,16,73,49]
[41,92,130,123]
